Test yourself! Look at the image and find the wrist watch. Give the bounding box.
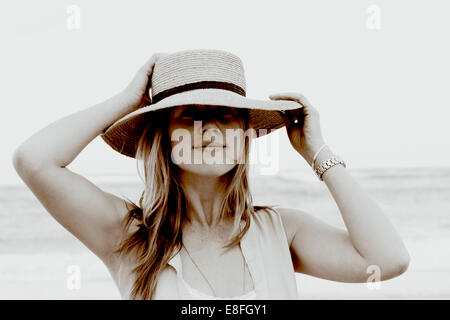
[314,155,346,181]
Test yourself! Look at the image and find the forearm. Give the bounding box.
[314,146,410,267]
[14,92,132,169]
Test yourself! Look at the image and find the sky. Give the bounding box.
[1,0,449,185]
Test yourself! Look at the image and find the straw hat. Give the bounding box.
[101,48,301,158]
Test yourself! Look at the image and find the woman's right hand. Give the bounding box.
[119,52,168,111]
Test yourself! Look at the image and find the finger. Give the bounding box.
[270,93,302,115]
[270,93,319,118]
[269,92,312,108]
[141,52,169,76]
[140,53,169,104]
[269,92,302,102]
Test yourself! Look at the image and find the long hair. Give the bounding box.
[113,106,275,299]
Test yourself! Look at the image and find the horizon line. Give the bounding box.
[2,165,449,187]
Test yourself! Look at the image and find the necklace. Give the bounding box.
[181,242,246,297]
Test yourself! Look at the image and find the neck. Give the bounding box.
[179,170,232,228]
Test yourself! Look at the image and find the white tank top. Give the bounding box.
[119,206,299,299]
[179,275,257,300]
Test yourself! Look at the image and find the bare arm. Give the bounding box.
[12,53,166,267]
[14,93,134,168]
[270,92,410,283]
[280,147,410,282]
[12,93,133,264]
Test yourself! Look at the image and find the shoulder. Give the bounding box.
[251,206,306,246]
[266,206,312,248]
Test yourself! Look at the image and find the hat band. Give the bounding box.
[152,81,246,104]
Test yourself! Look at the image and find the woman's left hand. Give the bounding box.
[269,92,326,166]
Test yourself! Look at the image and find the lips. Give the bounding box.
[193,143,226,149]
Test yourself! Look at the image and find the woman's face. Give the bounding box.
[168,105,247,177]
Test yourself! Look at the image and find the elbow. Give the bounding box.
[397,250,411,274]
[13,143,64,173]
[12,147,43,177]
[379,251,411,281]
[365,246,410,281]
[12,147,28,173]
[387,258,410,280]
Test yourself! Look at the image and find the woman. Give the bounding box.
[12,49,410,300]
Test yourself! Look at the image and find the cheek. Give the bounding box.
[169,124,195,149]
[227,120,246,145]
[223,133,246,165]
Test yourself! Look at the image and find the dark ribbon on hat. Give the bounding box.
[150,81,246,105]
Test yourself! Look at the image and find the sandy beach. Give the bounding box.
[1,167,449,299]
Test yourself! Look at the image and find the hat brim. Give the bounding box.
[101,88,302,158]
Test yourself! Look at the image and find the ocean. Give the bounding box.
[1,167,449,299]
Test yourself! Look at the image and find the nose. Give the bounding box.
[201,121,224,146]
[202,121,221,134]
